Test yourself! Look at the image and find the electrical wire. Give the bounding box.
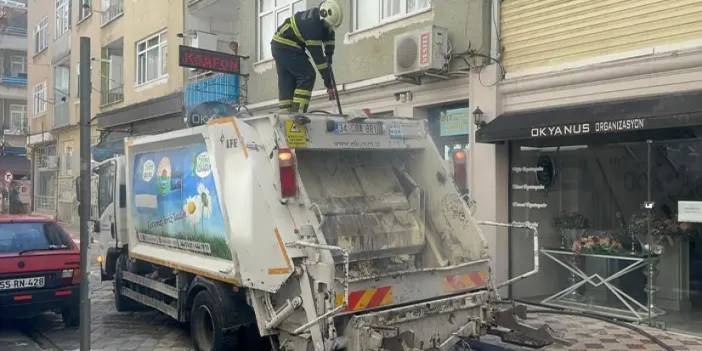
[506,300,673,351]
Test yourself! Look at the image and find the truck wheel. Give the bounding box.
[61,306,79,327]
[114,254,139,312]
[190,290,238,351]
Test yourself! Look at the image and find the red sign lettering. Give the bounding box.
[179,45,241,74]
[419,32,430,66]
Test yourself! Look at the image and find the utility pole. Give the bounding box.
[78,36,91,351]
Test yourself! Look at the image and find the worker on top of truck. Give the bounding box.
[271,0,342,113]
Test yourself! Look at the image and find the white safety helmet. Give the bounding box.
[320,0,343,29]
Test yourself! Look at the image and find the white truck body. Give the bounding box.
[93,113,540,351]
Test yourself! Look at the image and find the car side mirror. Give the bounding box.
[92,220,100,233]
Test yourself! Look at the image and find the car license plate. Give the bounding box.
[336,122,383,135]
[0,276,45,291]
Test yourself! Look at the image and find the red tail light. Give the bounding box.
[72,268,81,285]
[453,149,468,192]
[279,148,297,198]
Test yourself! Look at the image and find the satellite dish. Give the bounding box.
[185,101,236,127]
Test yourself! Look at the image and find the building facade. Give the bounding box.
[0,0,30,212]
[473,0,702,334]
[27,0,186,224]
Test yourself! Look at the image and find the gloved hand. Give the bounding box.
[327,88,337,101]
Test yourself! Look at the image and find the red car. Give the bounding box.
[0,215,80,327]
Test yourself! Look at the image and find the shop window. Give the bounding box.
[257,0,305,61]
[509,140,702,335]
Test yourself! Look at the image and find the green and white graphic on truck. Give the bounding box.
[131,142,231,260]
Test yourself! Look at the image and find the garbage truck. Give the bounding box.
[90,113,550,351]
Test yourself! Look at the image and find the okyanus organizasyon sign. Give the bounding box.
[530,118,646,138]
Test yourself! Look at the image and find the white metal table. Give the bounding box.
[540,248,663,322]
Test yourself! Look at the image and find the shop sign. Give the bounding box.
[530,118,646,138]
[179,45,240,74]
[678,201,702,223]
[440,108,470,136]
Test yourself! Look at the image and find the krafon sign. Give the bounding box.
[179,45,241,74]
[530,118,646,138]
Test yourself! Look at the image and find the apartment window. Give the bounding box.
[33,81,47,116]
[102,45,124,105]
[55,0,70,37]
[34,17,48,54]
[354,0,431,31]
[79,0,92,21]
[101,0,123,25]
[258,0,305,60]
[54,65,70,127]
[9,105,26,133]
[10,56,25,76]
[136,31,167,85]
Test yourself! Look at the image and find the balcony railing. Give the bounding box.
[101,0,123,25]
[53,103,69,129]
[101,85,123,106]
[0,0,26,9]
[35,195,56,211]
[0,74,27,87]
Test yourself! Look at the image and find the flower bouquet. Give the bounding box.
[572,235,623,256]
[628,212,691,249]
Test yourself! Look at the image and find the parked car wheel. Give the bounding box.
[61,306,79,327]
[114,254,140,312]
[190,290,239,351]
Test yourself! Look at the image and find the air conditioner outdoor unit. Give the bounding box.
[394,25,449,78]
[191,31,218,52]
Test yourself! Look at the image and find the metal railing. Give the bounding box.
[35,195,56,211]
[101,0,123,25]
[0,0,26,9]
[101,85,123,106]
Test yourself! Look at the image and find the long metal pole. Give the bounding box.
[79,36,92,351]
[646,139,653,325]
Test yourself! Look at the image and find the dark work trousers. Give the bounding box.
[272,44,316,113]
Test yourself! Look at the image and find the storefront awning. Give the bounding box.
[476,91,702,146]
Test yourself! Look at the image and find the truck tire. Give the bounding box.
[114,254,140,312]
[190,290,239,351]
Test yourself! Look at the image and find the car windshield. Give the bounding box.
[0,222,72,254]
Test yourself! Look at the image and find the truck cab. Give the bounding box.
[91,156,128,280]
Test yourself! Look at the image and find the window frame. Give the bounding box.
[257,0,306,61]
[34,17,49,55]
[55,0,70,38]
[33,81,47,117]
[10,55,25,76]
[353,0,431,32]
[78,0,92,22]
[9,104,26,133]
[135,30,168,86]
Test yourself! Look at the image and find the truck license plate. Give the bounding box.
[0,276,45,291]
[336,122,383,135]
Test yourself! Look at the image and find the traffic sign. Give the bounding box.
[3,171,12,184]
